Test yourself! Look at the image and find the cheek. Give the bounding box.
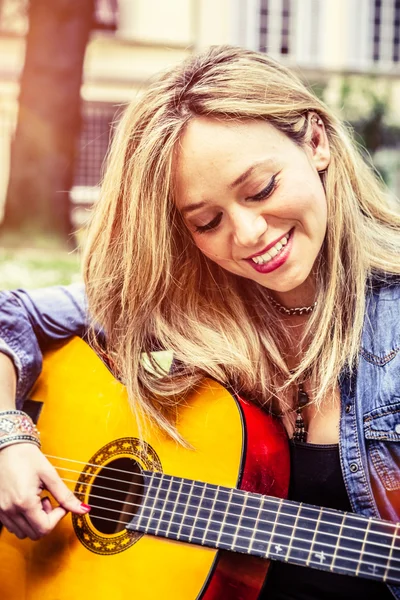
[315,190,328,230]
[295,185,328,229]
[193,237,217,262]
[193,234,224,262]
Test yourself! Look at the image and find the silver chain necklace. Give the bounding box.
[267,294,317,316]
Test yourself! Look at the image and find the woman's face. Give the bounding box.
[175,116,330,305]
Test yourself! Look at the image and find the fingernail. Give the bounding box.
[81,503,91,511]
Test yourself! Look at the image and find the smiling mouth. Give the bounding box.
[247,230,292,265]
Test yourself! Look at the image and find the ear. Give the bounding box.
[307,113,330,173]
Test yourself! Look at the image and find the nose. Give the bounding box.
[231,209,268,248]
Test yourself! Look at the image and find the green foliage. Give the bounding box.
[310,80,327,102]
[0,246,81,289]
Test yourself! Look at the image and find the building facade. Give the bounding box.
[0,0,399,223]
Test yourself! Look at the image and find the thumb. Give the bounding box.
[41,468,91,515]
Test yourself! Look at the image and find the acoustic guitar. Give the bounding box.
[0,337,398,599]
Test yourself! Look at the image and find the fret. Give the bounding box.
[153,474,174,536]
[265,499,308,563]
[215,488,234,549]
[284,502,303,563]
[332,513,382,578]
[175,479,195,540]
[247,495,266,554]
[383,523,400,583]
[201,486,230,547]
[145,472,170,534]
[164,477,184,538]
[355,517,372,577]
[200,484,220,545]
[305,507,323,567]
[330,512,347,572]
[192,482,220,545]
[199,486,242,549]
[188,482,208,543]
[229,491,250,551]
[241,496,277,557]
[133,471,157,531]
[237,493,266,549]
[282,504,336,569]
[162,477,196,540]
[127,473,400,585]
[265,498,285,559]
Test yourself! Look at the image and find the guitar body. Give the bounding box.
[0,338,290,599]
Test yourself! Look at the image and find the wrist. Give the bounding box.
[0,352,17,411]
[0,410,41,451]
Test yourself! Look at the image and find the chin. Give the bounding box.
[262,272,313,294]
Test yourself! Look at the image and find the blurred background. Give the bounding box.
[0,0,399,289]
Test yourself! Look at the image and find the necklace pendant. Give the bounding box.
[292,382,309,442]
[293,410,307,442]
[297,389,309,408]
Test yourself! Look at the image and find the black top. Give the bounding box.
[260,440,394,600]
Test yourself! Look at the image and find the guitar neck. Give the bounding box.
[128,471,400,585]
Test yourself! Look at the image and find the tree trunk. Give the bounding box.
[2,0,95,243]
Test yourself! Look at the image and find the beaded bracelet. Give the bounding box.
[0,410,41,451]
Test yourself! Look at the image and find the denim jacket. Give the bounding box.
[0,282,399,598]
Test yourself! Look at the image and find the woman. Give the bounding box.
[0,45,399,598]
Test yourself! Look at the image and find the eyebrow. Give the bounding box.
[181,201,207,216]
[181,160,273,216]
[230,163,259,189]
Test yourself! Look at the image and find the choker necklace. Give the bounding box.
[267,294,317,316]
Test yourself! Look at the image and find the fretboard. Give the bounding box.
[127,471,400,585]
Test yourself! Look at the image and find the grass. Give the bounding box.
[0,246,81,290]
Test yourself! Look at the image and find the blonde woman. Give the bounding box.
[0,46,399,598]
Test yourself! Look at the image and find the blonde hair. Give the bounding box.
[83,45,400,440]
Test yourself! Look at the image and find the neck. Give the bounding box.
[271,275,316,310]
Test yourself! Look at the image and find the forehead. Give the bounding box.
[174,117,289,205]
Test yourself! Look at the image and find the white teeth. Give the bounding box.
[257,252,271,264]
[251,234,289,265]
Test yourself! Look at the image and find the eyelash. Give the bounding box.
[247,173,278,202]
[195,213,222,233]
[194,173,279,234]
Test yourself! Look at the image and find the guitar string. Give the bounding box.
[45,455,400,536]
[69,501,400,579]
[56,473,400,562]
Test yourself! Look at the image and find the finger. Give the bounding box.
[13,513,40,541]
[41,468,90,515]
[41,496,52,514]
[44,505,69,530]
[23,500,67,537]
[41,498,72,531]
[0,514,26,540]
[6,495,50,539]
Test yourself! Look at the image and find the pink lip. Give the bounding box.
[245,228,294,274]
[245,230,292,260]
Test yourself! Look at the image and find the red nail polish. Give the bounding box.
[81,503,91,511]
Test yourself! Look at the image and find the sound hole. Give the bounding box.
[88,457,143,534]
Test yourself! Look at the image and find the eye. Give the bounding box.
[194,212,222,234]
[246,173,279,202]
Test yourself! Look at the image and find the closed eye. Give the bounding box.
[195,212,222,234]
[246,173,279,202]
[194,172,279,234]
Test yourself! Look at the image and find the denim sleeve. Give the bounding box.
[0,283,98,407]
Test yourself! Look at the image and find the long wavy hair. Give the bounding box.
[83,45,400,441]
